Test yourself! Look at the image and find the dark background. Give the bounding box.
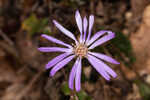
[0,0,150,100]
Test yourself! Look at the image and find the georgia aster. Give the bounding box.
[38,10,119,92]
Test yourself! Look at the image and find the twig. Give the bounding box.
[0,30,14,46]
[0,41,19,59]
[15,70,45,100]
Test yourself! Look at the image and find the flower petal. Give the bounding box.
[38,47,72,53]
[87,30,112,46]
[46,52,72,69]
[88,31,115,49]
[41,34,72,49]
[86,15,94,43]
[53,20,78,44]
[88,52,120,64]
[87,54,110,80]
[102,62,117,78]
[83,16,88,42]
[69,58,80,90]
[50,55,75,76]
[75,57,82,92]
[88,54,117,78]
[75,10,83,42]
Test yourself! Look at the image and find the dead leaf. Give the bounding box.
[131,5,150,74]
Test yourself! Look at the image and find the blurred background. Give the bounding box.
[0,0,150,100]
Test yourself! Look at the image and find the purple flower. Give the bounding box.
[38,10,119,92]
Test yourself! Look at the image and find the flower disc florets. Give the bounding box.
[74,43,88,57]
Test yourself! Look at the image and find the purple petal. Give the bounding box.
[75,10,83,42]
[93,56,117,78]
[75,57,82,92]
[88,52,120,64]
[69,58,80,90]
[83,16,88,42]
[88,54,117,78]
[87,30,112,46]
[50,55,75,76]
[102,62,117,78]
[87,54,110,80]
[38,47,72,53]
[46,53,72,69]
[41,34,72,49]
[53,20,78,44]
[86,15,94,43]
[88,31,115,49]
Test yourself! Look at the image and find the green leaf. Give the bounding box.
[111,32,136,66]
[43,27,52,35]
[22,14,49,36]
[61,82,71,96]
[77,90,92,100]
[135,80,150,100]
[61,83,92,100]
[112,32,132,56]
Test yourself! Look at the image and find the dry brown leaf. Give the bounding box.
[131,5,150,74]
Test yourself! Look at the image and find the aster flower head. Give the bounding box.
[38,10,120,92]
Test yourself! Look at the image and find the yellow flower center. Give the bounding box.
[74,43,88,57]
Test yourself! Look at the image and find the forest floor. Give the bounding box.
[0,0,150,100]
